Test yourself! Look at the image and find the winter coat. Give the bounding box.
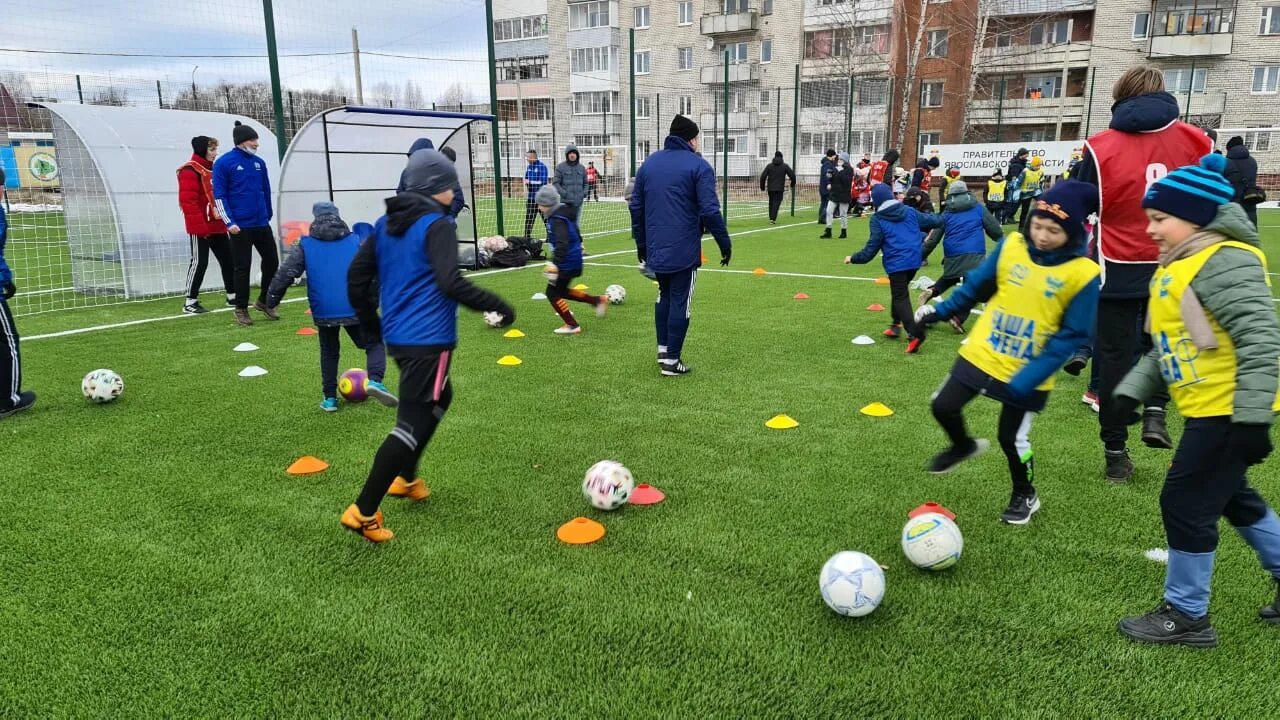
[266,214,360,325]
[177,153,227,236]
[850,200,942,274]
[759,157,796,192]
[554,145,589,208]
[545,205,584,273]
[1224,144,1259,205]
[1007,155,1028,181]
[922,190,1003,277]
[1116,203,1279,425]
[212,146,272,229]
[828,164,854,201]
[525,159,550,199]
[818,157,836,195]
[629,135,731,274]
[0,202,9,286]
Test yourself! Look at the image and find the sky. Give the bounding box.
[2,0,493,103]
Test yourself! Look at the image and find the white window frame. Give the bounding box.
[920,81,945,108]
[677,1,693,26]
[1245,128,1273,152]
[677,47,694,71]
[760,89,771,113]
[1163,67,1207,94]
[919,131,941,149]
[573,91,617,115]
[634,50,651,75]
[570,47,614,74]
[721,42,749,64]
[678,95,693,115]
[635,96,652,119]
[569,1,612,31]
[926,29,949,58]
[758,139,769,158]
[761,39,773,64]
[1252,65,1280,94]
[723,0,749,12]
[1030,19,1069,46]
[634,5,650,29]
[1134,11,1151,39]
[1262,6,1280,35]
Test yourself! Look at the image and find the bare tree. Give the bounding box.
[402,79,425,109]
[893,0,932,152]
[90,86,129,106]
[369,81,397,108]
[437,82,476,108]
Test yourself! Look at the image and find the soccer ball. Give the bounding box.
[82,369,124,403]
[605,284,626,305]
[582,460,634,511]
[819,551,885,617]
[338,368,369,402]
[901,513,963,571]
[483,311,505,328]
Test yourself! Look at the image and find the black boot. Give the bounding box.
[838,228,847,239]
[819,228,832,239]
[1142,408,1173,449]
[1063,352,1089,376]
[1261,578,1280,625]
[1105,449,1134,484]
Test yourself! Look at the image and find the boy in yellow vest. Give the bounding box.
[915,180,1100,524]
[985,169,1007,224]
[1016,156,1046,234]
[1113,154,1280,648]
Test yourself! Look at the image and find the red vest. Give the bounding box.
[870,160,889,185]
[1086,121,1211,265]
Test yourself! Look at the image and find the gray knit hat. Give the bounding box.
[401,149,458,196]
[535,184,561,207]
[946,180,970,196]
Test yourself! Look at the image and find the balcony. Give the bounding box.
[701,10,758,35]
[968,96,1086,125]
[1173,90,1227,116]
[699,110,759,130]
[979,43,1092,72]
[1149,32,1233,58]
[700,62,760,84]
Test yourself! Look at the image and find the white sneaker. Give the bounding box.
[554,325,582,335]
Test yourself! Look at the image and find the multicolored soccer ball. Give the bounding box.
[82,369,124,404]
[582,460,634,511]
[901,513,963,571]
[605,284,626,305]
[483,311,505,328]
[819,551,885,617]
[338,368,369,402]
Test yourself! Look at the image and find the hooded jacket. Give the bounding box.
[544,204,584,272]
[760,154,796,192]
[554,145,589,208]
[819,156,836,195]
[266,213,360,325]
[828,162,854,201]
[922,186,1003,271]
[1223,144,1259,205]
[212,145,272,229]
[178,152,228,236]
[1116,203,1279,425]
[397,139,465,216]
[629,135,731,274]
[850,198,942,274]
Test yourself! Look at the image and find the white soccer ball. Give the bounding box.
[582,460,634,511]
[901,513,964,571]
[483,311,505,328]
[82,369,124,404]
[819,551,885,617]
[605,284,627,305]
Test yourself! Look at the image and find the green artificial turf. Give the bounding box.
[3,209,1280,716]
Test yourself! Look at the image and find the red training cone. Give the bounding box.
[908,502,956,521]
[867,303,885,312]
[793,293,809,300]
[297,327,317,336]
[629,484,665,505]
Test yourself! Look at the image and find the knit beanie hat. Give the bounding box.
[946,180,970,196]
[535,184,560,207]
[312,201,340,219]
[1226,135,1244,149]
[870,183,895,209]
[191,136,213,156]
[1141,154,1234,228]
[669,115,699,142]
[401,148,459,197]
[232,121,258,145]
[1030,179,1097,243]
[838,152,850,164]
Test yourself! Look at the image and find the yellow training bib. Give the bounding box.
[960,235,1099,391]
[1148,241,1280,417]
[987,180,1006,203]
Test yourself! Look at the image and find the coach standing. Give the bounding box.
[214,121,280,327]
[629,116,731,376]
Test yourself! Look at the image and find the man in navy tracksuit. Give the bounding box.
[523,150,550,237]
[818,149,836,225]
[341,148,515,543]
[212,121,280,326]
[265,202,394,412]
[0,167,36,419]
[630,116,732,376]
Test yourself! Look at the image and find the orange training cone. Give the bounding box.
[297,327,317,336]
[753,267,767,276]
[557,517,606,544]
[287,456,329,475]
[701,251,708,263]
[793,292,809,300]
[867,303,885,312]
[875,276,891,285]
[629,484,666,505]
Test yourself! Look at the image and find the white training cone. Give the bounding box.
[238,366,269,378]
[233,342,259,352]
[851,335,875,346]
[531,292,547,301]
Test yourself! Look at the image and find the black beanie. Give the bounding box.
[232,121,258,145]
[1226,135,1244,149]
[669,114,699,142]
[191,136,212,156]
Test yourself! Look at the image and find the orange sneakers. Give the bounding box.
[340,504,394,543]
[388,476,431,502]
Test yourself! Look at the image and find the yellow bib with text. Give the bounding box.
[987,179,1006,202]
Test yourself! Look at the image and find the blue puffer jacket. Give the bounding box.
[850,201,941,274]
[545,206,584,273]
[212,146,272,229]
[629,135,731,274]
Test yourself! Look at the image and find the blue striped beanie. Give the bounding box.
[1141,154,1234,227]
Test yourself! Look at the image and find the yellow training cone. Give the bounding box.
[497,355,523,366]
[503,329,525,338]
[752,267,767,276]
[766,414,799,430]
[860,402,894,418]
[573,283,589,291]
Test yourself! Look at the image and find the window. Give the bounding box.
[720,42,749,64]
[723,0,749,12]
[707,135,749,154]
[574,135,609,147]
[493,15,548,41]
[678,95,693,115]
[678,47,694,71]
[1025,74,1062,99]
[800,130,843,156]
[1253,65,1280,93]
[761,39,773,63]
[1134,11,1151,38]
[1245,128,1274,152]
[1262,6,1280,35]
[1030,20,1069,45]
[476,131,488,145]
[1019,128,1051,142]
[758,140,769,158]
[573,91,618,114]
[570,47,614,74]
[637,140,652,160]
[636,96,651,119]
[528,99,553,120]
[995,32,1014,51]
[853,130,884,155]
[762,0,774,15]
[1164,67,1207,93]
[569,1,611,30]
[855,76,888,106]
[499,60,548,81]
[926,29,949,58]
[918,132,941,149]
[801,79,849,109]
[920,81,944,108]
[1154,1,1234,36]
[634,5,650,28]
[854,26,890,53]
[678,1,693,25]
[760,89,771,112]
[634,50,651,74]
[729,90,746,112]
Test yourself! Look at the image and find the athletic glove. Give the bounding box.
[914,304,938,325]
[720,248,731,267]
[2,281,14,300]
[1229,423,1274,466]
[543,264,559,283]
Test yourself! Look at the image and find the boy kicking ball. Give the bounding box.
[536,185,607,334]
[915,180,1100,525]
[1114,155,1280,648]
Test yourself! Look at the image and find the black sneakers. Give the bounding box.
[1105,449,1135,484]
[1261,578,1280,625]
[838,229,847,239]
[1063,353,1089,377]
[1142,409,1174,449]
[660,359,692,377]
[0,390,36,419]
[926,438,990,474]
[1118,602,1218,648]
[1000,490,1041,525]
[183,301,208,314]
[819,228,832,239]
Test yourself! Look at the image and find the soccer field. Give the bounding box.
[5,209,1280,716]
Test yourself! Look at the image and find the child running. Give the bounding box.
[265,202,394,412]
[915,180,1100,524]
[1113,155,1280,648]
[919,180,1005,334]
[342,148,516,543]
[537,185,608,334]
[985,170,1007,223]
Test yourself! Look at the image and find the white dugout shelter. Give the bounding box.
[35,102,276,298]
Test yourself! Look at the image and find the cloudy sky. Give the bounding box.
[2,0,492,103]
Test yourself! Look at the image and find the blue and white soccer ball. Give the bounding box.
[901,513,963,571]
[82,368,124,404]
[819,551,885,617]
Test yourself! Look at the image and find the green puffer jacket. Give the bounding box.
[1116,203,1280,425]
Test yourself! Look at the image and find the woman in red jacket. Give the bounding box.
[177,136,236,313]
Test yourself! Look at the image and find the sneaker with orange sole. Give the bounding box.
[388,476,431,502]
[340,504,394,543]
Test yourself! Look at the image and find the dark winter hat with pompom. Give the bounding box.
[232,121,258,145]
[1141,154,1235,227]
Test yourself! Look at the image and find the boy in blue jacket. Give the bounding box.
[341,149,515,543]
[265,202,394,412]
[536,186,607,334]
[919,180,1004,334]
[0,171,36,419]
[845,183,942,353]
[915,180,1100,525]
[212,121,280,327]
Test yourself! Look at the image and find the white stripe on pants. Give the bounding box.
[0,299,20,405]
[686,269,697,319]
